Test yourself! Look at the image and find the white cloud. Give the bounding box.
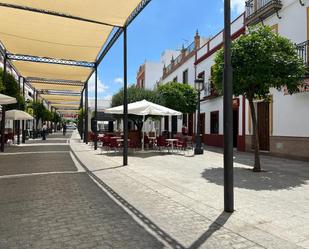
[113,77,124,84]
[231,0,245,14]
[88,74,108,93]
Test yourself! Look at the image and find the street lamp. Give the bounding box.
[194,77,204,155]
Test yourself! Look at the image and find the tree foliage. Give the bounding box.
[212,25,305,99]
[157,82,198,114]
[0,69,25,110]
[111,86,164,130]
[212,25,305,171]
[111,85,163,107]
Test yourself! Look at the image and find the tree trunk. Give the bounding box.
[248,98,261,172]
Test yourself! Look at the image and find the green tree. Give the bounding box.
[111,85,163,131]
[30,101,48,130]
[212,25,305,172]
[157,82,198,114]
[77,108,84,135]
[0,69,25,110]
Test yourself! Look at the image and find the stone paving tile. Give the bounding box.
[70,131,308,249]
[0,152,77,176]
[26,139,68,144]
[0,173,165,249]
[4,145,71,153]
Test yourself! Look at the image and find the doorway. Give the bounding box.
[233,110,239,148]
[172,116,178,136]
[257,102,270,151]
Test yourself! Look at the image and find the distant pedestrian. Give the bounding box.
[42,122,47,140]
[62,123,67,136]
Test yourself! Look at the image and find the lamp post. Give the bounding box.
[194,77,204,155]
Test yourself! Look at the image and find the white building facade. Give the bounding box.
[195,13,246,151]
[243,0,309,159]
[156,0,309,160]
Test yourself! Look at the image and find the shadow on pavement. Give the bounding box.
[71,149,186,249]
[98,150,186,159]
[201,166,309,191]
[188,212,232,249]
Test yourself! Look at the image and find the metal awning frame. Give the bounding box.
[1,0,151,165]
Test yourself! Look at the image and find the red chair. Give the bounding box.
[156,136,166,151]
[175,139,188,154]
[101,136,111,153]
[143,135,150,149]
[129,139,138,152]
[109,138,122,153]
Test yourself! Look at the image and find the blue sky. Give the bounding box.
[88,0,245,100]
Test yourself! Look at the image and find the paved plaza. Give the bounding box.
[0,131,308,248]
[0,132,164,249]
[70,131,309,249]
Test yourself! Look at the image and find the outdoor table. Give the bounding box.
[110,137,121,140]
[116,138,130,142]
[165,138,178,152]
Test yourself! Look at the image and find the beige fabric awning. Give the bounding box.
[0,1,146,115]
[12,61,92,82]
[0,8,112,61]
[41,94,80,102]
[52,103,80,109]
[0,0,141,27]
[30,83,83,92]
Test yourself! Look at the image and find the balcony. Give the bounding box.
[296,40,309,69]
[203,81,218,99]
[245,0,282,26]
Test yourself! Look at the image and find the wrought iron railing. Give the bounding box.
[296,40,309,67]
[203,81,217,98]
[245,0,282,18]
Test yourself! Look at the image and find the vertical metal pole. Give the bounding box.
[123,26,128,166]
[33,89,36,138]
[1,53,7,152]
[94,66,98,150]
[224,0,234,212]
[85,81,88,144]
[81,89,84,140]
[54,108,57,132]
[17,76,21,145]
[22,77,25,143]
[194,90,203,154]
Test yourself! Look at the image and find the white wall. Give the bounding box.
[272,90,309,137]
[264,0,308,44]
[145,61,163,90]
[259,0,309,137]
[200,97,224,134]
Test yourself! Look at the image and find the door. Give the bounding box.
[233,110,239,148]
[164,116,169,131]
[172,116,178,136]
[257,102,270,151]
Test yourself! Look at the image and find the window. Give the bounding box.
[182,69,188,84]
[173,76,178,82]
[210,111,219,134]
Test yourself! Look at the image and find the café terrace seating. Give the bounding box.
[88,131,193,155]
